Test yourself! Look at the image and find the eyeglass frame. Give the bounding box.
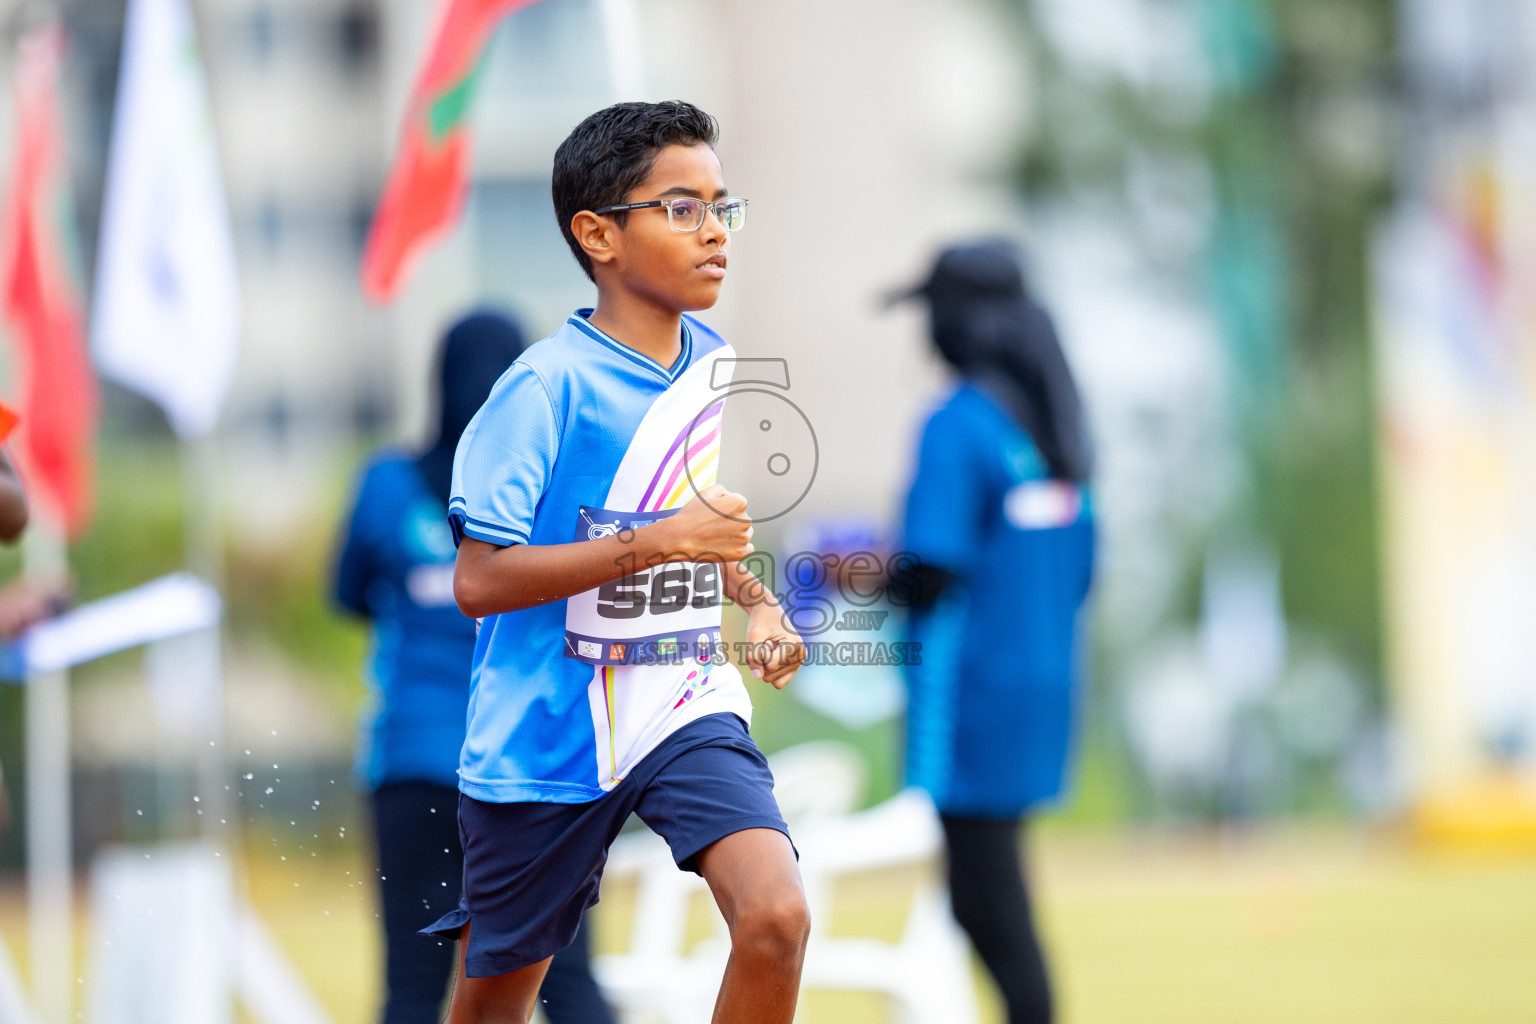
[591,196,749,232]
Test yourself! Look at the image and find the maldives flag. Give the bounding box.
[361,0,543,303]
[1,24,96,535]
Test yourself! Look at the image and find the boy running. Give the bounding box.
[426,101,809,1024]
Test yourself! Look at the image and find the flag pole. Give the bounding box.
[177,421,242,1022]
[598,0,646,100]
[179,431,231,847]
[22,521,71,1024]
[179,429,222,590]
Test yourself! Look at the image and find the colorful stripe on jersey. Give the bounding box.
[637,399,724,512]
[602,665,620,785]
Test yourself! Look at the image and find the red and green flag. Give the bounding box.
[1,23,96,536]
[361,0,543,303]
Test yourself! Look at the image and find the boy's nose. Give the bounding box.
[700,208,729,242]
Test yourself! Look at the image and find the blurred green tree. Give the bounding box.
[1006,0,1396,817]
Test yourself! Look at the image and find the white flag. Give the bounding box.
[92,0,239,439]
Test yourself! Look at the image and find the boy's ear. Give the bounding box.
[571,211,619,269]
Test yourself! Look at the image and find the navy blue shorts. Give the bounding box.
[421,711,791,977]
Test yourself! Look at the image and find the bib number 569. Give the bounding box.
[596,563,722,619]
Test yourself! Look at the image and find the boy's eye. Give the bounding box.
[670,200,705,226]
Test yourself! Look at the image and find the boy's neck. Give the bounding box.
[587,286,684,371]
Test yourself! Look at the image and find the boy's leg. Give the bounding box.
[444,921,553,1024]
[429,792,622,1024]
[695,827,810,1024]
[537,912,616,1024]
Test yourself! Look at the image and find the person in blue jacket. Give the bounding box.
[333,311,614,1024]
[890,242,1095,1024]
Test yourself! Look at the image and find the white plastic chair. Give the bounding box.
[592,743,980,1024]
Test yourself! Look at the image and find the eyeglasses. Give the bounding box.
[593,196,749,233]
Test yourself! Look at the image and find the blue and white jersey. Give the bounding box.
[449,310,752,804]
[901,382,1095,817]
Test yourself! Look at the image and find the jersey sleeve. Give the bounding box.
[901,406,987,575]
[449,362,561,547]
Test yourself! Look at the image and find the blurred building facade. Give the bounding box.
[44,0,1030,538]
[206,0,389,435]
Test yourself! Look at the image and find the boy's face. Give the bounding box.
[591,144,731,312]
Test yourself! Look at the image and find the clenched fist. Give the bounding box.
[656,484,753,563]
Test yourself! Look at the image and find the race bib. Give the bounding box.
[564,505,726,666]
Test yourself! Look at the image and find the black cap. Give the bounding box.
[884,239,1026,308]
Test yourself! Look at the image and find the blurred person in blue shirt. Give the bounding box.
[333,311,613,1024]
[890,242,1095,1024]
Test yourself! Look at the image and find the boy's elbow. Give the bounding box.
[455,560,513,618]
[454,539,531,618]
[454,566,489,618]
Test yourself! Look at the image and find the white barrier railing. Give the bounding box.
[0,575,333,1024]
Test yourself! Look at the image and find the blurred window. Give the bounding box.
[466,0,618,332]
[470,181,592,335]
[352,379,394,434]
[477,0,609,107]
[256,196,285,256]
[335,2,379,77]
[349,193,375,257]
[238,5,277,65]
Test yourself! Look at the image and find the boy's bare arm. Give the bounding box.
[722,554,804,689]
[722,559,768,609]
[454,483,753,618]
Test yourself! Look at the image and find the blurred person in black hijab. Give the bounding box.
[334,311,614,1024]
[890,241,1096,1024]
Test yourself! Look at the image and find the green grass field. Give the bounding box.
[1,826,1532,1023]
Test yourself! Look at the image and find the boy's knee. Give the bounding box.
[447,996,537,1024]
[733,889,811,961]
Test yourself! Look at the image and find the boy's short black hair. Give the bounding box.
[552,100,720,280]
